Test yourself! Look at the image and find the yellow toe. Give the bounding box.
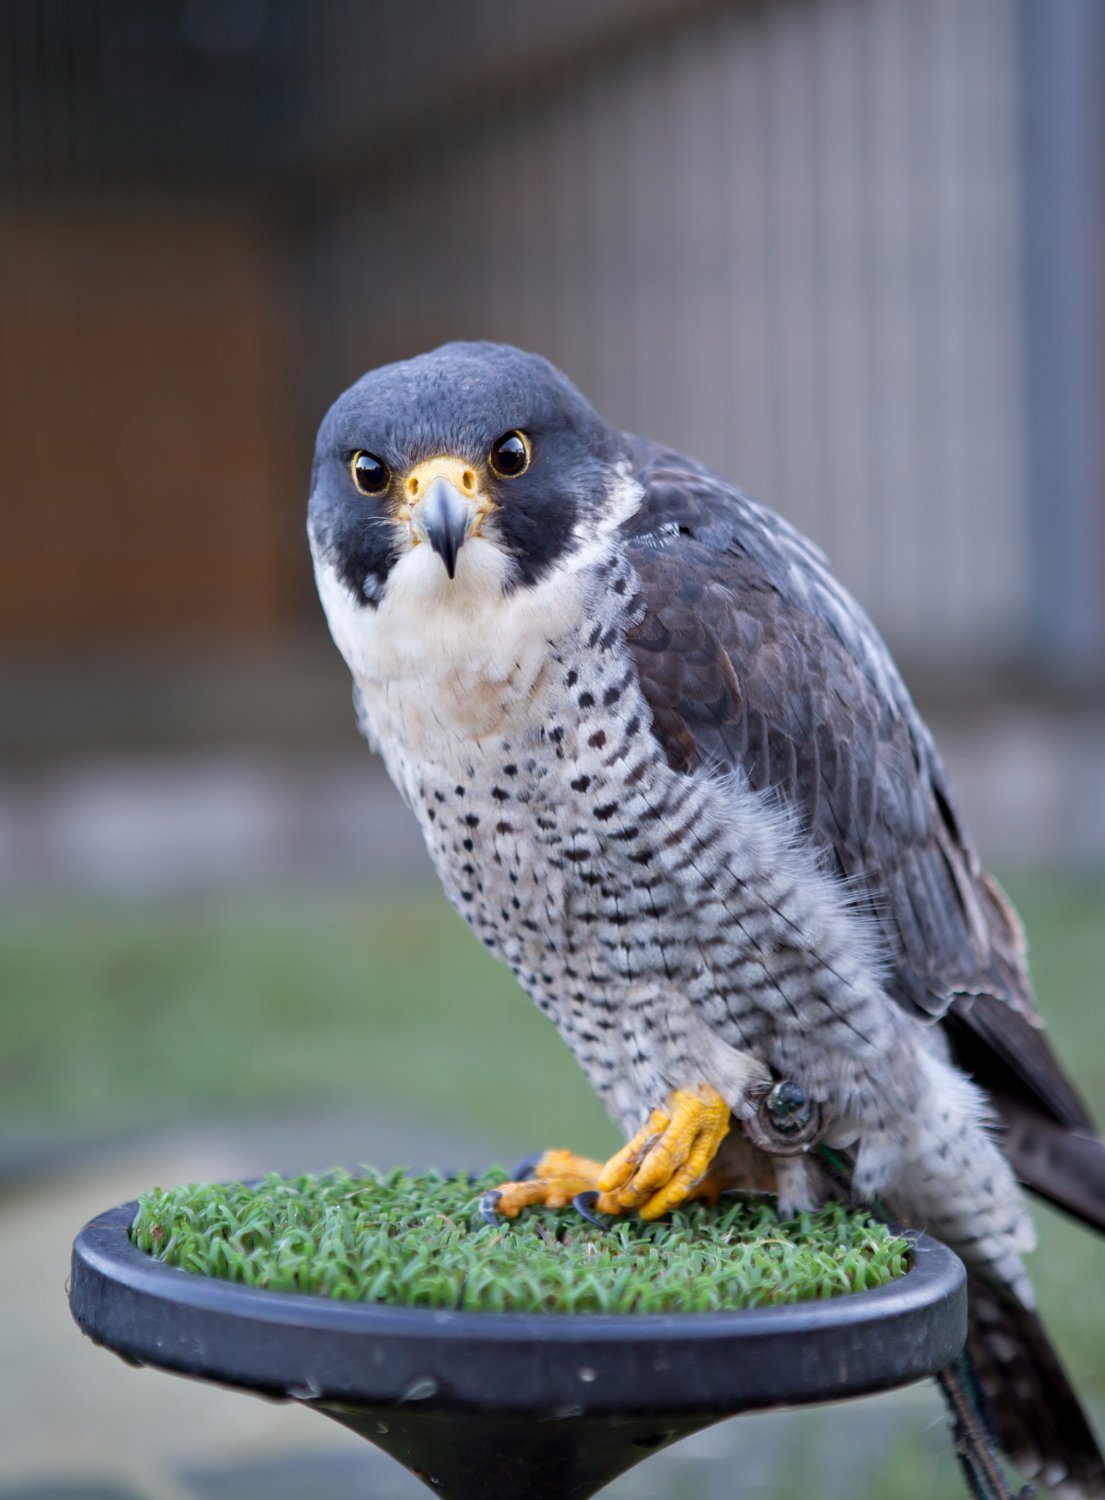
[597,1107,670,1194]
[490,1149,619,1218]
[604,1084,732,1218]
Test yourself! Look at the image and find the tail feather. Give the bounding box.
[966,1277,1105,1499]
[996,1100,1105,1233]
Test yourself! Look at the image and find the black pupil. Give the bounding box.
[494,433,527,475]
[354,453,387,492]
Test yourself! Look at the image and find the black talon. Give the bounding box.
[511,1151,546,1181]
[479,1189,506,1227]
[573,1191,608,1228]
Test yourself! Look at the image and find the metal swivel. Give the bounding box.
[741,1077,827,1156]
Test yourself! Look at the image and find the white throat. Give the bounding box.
[311,465,643,744]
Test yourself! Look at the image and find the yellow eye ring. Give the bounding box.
[488,431,530,479]
[351,451,389,495]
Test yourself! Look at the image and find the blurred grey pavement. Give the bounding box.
[4,701,1105,905]
[0,752,433,903]
[0,1110,961,1500]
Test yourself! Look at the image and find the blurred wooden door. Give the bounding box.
[0,204,298,650]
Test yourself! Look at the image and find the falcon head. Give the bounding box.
[307,341,635,614]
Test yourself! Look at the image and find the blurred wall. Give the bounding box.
[1,0,1103,873]
[1,204,295,646]
[3,0,1102,678]
[307,0,1033,665]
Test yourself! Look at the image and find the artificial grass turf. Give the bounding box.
[131,1168,911,1314]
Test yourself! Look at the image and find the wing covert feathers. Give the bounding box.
[620,446,1099,1147]
[619,443,1105,1495]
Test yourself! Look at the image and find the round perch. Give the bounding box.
[70,1176,967,1500]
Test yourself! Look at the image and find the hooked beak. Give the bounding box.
[403,455,493,580]
[417,475,470,580]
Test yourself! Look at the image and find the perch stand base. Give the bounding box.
[70,1198,967,1500]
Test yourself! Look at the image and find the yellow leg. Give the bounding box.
[486,1085,732,1222]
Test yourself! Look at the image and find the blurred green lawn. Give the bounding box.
[0,885,614,1158]
[1,874,1102,1496]
[4,875,1101,1155]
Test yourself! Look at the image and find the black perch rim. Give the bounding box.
[70,1198,967,1500]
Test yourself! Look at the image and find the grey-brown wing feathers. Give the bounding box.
[621,442,1101,1192]
[621,445,1105,1494]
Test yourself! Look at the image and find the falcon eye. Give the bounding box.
[351,451,389,495]
[489,430,530,479]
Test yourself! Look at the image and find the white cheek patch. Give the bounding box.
[310,544,363,676]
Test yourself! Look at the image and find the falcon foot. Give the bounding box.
[480,1085,733,1225]
[598,1083,732,1220]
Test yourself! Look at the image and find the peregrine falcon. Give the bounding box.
[309,341,1105,1497]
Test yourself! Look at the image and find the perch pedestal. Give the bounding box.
[70,1199,966,1500]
